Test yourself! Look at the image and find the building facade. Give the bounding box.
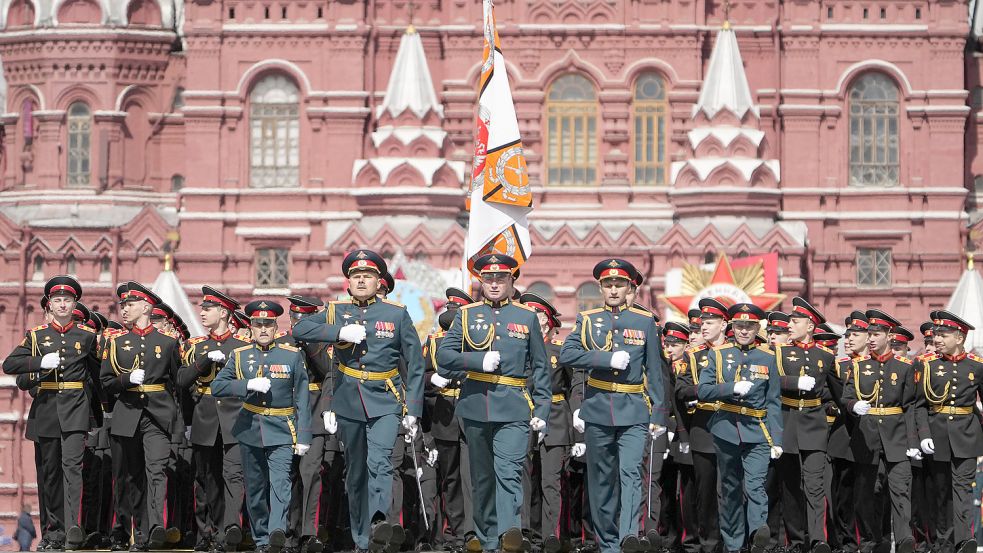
[0,0,979,521]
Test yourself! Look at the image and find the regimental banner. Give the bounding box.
[660,253,785,320]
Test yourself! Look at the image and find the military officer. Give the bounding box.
[662,322,698,553]
[841,309,918,553]
[99,282,182,550]
[426,288,475,552]
[559,258,668,553]
[697,303,782,553]
[916,311,983,553]
[3,276,101,551]
[212,300,312,553]
[519,292,571,553]
[436,254,552,553]
[292,249,425,553]
[175,286,250,552]
[773,297,837,553]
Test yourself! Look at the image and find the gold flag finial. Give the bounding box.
[969,251,975,271]
[722,0,731,29]
[407,0,417,34]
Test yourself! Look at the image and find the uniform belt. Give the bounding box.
[867,407,903,416]
[716,402,767,418]
[551,393,565,403]
[309,383,321,392]
[586,377,644,393]
[127,384,167,393]
[196,386,212,395]
[826,416,837,424]
[781,396,823,409]
[438,388,460,398]
[38,381,84,391]
[243,403,295,416]
[339,364,399,381]
[696,401,719,412]
[466,372,527,387]
[931,405,974,415]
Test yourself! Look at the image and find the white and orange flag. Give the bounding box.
[466,0,532,274]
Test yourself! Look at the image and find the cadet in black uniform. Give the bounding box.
[661,322,694,553]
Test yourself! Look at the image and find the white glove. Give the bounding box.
[679,442,691,454]
[294,443,310,456]
[797,375,816,392]
[402,415,418,439]
[40,352,60,369]
[573,409,585,434]
[426,448,438,467]
[537,431,545,444]
[207,350,226,363]
[482,351,500,373]
[530,417,546,432]
[246,377,271,393]
[921,438,935,455]
[571,443,586,458]
[649,424,666,439]
[668,431,675,443]
[323,411,338,434]
[129,369,145,385]
[853,400,871,416]
[907,448,922,460]
[610,351,630,370]
[770,446,783,459]
[404,433,413,444]
[663,448,670,460]
[733,380,753,396]
[430,373,451,388]
[415,467,424,479]
[338,324,366,344]
[184,427,192,441]
[686,400,698,408]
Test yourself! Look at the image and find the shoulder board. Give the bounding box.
[817,344,835,355]
[628,306,654,318]
[233,344,254,354]
[917,353,938,362]
[188,336,208,345]
[161,329,180,340]
[30,324,48,331]
[103,328,126,339]
[551,338,563,346]
[858,354,871,361]
[756,345,774,354]
[685,344,706,354]
[838,356,851,363]
[327,300,347,306]
[894,355,912,364]
[713,343,735,351]
[382,298,405,308]
[274,330,288,338]
[673,359,688,369]
[76,323,96,333]
[968,352,983,362]
[435,331,447,339]
[461,301,484,310]
[232,336,253,345]
[512,302,536,312]
[580,307,604,317]
[277,343,300,352]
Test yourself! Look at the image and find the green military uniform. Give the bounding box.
[558,259,667,553]
[696,304,782,553]
[292,250,424,552]
[211,300,312,551]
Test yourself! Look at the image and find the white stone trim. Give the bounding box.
[235,59,313,97]
[781,210,965,220]
[834,59,913,96]
[222,22,331,32]
[179,210,362,221]
[820,23,929,32]
[235,226,312,237]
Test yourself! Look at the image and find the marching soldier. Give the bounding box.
[211,300,312,553]
[773,297,837,553]
[892,327,915,357]
[762,312,790,549]
[559,258,667,553]
[176,287,249,552]
[99,282,182,551]
[293,249,425,553]
[3,276,101,551]
[916,311,983,553]
[519,292,571,553]
[697,303,782,553]
[841,309,918,553]
[436,254,552,553]
[662,322,696,553]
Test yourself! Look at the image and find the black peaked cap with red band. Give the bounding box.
[864,309,900,331]
[663,321,690,342]
[699,297,731,320]
[592,258,638,283]
[766,311,791,332]
[122,282,161,306]
[891,326,915,343]
[845,310,870,333]
[46,275,82,300]
[343,249,387,277]
[931,309,975,334]
[287,295,323,315]
[445,287,474,308]
[520,292,561,329]
[201,286,241,312]
[790,296,826,326]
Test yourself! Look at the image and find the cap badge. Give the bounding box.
[258,301,268,308]
[488,255,500,263]
[356,251,368,259]
[608,260,619,267]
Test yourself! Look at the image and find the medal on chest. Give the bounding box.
[375,321,395,339]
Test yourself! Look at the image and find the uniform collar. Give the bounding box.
[352,296,377,308]
[850,351,868,360]
[133,325,154,337]
[210,329,232,342]
[484,298,511,308]
[604,304,627,313]
[736,343,755,352]
[257,342,276,352]
[872,350,893,363]
[50,320,74,333]
[794,339,814,350]
[944,351,967,362]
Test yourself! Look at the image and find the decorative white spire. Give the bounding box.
[692,24,758,120]
[151,269,205,337]
[376,27,443,120]
[945,259,983,353]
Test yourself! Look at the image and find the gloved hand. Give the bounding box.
[733,380,753,396]
[294,443,310,456]
[184,426,192,441]
[573,409,585,434]
[649,424,666,439]
[323,411,338,434]
[339,324,367,344]
[663,448,670,460]
[426,447,438,467]
[921,438,935,455]
[797,375,816,392]
[402,415,418,439]
[686,400,698,408]
[40,352,60,370]
[571,443,586,458]
[129,369,145,386]
[482,351,501,373]
[907,448,923,460]
[430,373,451,388]
[853,400,871,416]
[667,431,675,443]
[770,446,783,459]
[679,442,691,454]
[207,350,226,363]
[610,351,630,370]
[247,377,271,393]
[530,417,546,432]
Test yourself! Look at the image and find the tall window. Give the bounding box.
[547,74,597,186]
[255,247,289,287]
[576,282,602,313]
[849,73,899,187]
[250,75,300,188]
[99,255,111,281]
[525,281,555,302]
[66,254,77,275]
[857,248,891,288]
[633,73,668,185]
[67,102,91,186]
[32,254,43,281]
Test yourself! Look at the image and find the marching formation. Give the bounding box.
[6,251,983,553]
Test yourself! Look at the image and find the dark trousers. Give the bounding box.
[35,441,64,542]
[775,453,808,548]
[565,459,593,545]
[523,442,568,542]
[765,461,784,548]
[193,437,244,542]
[317,449,350,550]
[911,461,936,552]
[692,451,721,553]
[120,415,171,545]
[435,438,473,546]
[110,435,134,544]
[828,458,858,553]
[38,431,85,539]
[675,462,701,553]
[855,459,912,548]
[933,457,977,550]
[641,440,666,535]
[390,428,407,524]
[400,432,439,546]
[778,450,826,545]
[168,442,196,543]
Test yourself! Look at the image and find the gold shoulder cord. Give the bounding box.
[580,315,612,352]
[923,359,948,405]
[462,308,494,351]
[715,349,724,384]
[235,349,243,380]
[852,359,879,402]
[775,346,786,377]
[109,337,138,375]
[30,330,40,356]
[689,351,699,383]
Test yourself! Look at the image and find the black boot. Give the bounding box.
[269,530,287,553]
[750,526,770,553]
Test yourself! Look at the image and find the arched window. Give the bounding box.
[57,0,101,24]
[576,282,602,313]
[249,74,300,188]
[633,73,668,185]
[99,255,111,281]
[547,74,597,186]
[67,102,91,187]
[525,281,555,302]
[126,0,161,26]
[7,0,36,27]
[66,254,77,275]
[32,254,43,281]
[849,73,899,187]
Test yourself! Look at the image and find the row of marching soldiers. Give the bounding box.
[5,251,982,553]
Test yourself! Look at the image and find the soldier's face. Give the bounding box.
[934,329,965,356]
[122,300,151,325]
[480,273,512,302]
[732,321,758,346]
[868,330,890,354]
[535,311,551,336]
[701,317,725,342]
[48,294,76,321]
[788,316,814,342]
[846,331,869,354]
[251,320,277,346]
[349,270,380,300]
[200,305,227,330]
[666,340,687,360]
[600,279,630,307]
[689,332,705,347]
[768,330,790,346]
[923,341,936,353]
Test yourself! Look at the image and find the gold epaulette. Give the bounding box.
[673,359,688,370]
[233,344,253,354]
[382,298,405,308]
[103,328,126,340]
[31,324,48,331]
[551,338,563,346]
[579,307,604,317]
[278,343,299,352]
[756,345,774,354]
[76,323,96,333]
[187,336,208,345]
[968,352,983,363]
[461,301,484,310]
[161,328,180,340]
[512,302,536,312]
[916,352,938,362]
[713,343,735,351]
[838,356,851,363]
[817,344,835,355]
[274,330,289,338]
[628,306,654,318]
[686,344,706,354]
[895,355,912,365]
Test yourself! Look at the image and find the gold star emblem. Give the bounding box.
[608,260,619,267]
[488,255,500,263]
[259,301,268,308]
[862,370,873,376]
[937,370,946,377]
[122,345,132,351]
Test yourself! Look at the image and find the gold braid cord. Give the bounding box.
[462,309,494,351]
[110,337,139,375]
[852,359,880,402]
[580,315,612,352]
[922,360,949,406]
